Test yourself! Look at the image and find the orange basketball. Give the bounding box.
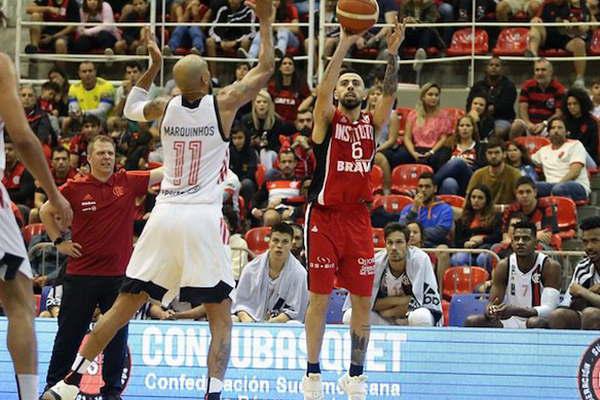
[336,0,379,34]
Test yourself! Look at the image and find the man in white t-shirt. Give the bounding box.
[531,117,590,202]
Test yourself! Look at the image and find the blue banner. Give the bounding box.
[0,318,598,399]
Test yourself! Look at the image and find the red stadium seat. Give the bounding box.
[442,107,466,130]
[442,299,450,327]
[542,196,577,239]
[446,28,489,56]
[34,294,41,316]
[244,226,271,255]
[493,28,529,56]
[372,227,385,249]
[255,164,266,188]
[438,194,465,208]
[372,195,413,214]
[21,223,46,245]
[391,164,434,195]
[442,266,489,300]
[371,165,384,195]
[590,29,600,56]
[513,136,550,155]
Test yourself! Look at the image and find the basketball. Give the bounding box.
[336,0,379,34]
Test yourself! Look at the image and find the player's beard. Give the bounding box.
[340,97,361,110]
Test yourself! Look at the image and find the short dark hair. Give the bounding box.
[51,147,68,158]
[271,222,294,238]
[512,220,537,238]
[581,216,600,231]
[279,148,296,160]
[418,171,435,184]
[82,114,101,127]
[125,61,143,71]
[516,176,536,190]
[339,67,360,77]
[486,136,506,151]
[41,81,60,93]
[383,222,410,242]
[230,123,245,135]
[547,115,565,130]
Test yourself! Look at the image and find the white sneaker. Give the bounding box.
[41,380,79,400]
[338,373,367,400]
[413,48,427,72]
[301,373,324,400]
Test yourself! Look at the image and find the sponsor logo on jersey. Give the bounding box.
[358,257,376,276]
[309,256,335,270]
[333,124,374,143]
[113,186,125,198]
[577,337,600,400]
[81,195,97,212]
[337,160,371,173]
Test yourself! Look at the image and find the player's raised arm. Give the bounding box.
[372,18,405,135]
[124,40,169,122]
[312,29,364,144]
[0,53,73,228]
[217,0,275,131]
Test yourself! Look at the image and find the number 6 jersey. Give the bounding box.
[157,95,229,205]
[308,108,376,206]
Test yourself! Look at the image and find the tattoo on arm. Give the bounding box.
[350,324,371,366]
[383,53,399,96]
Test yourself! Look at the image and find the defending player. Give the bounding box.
[41,1,275,399]
[301,19,405,400]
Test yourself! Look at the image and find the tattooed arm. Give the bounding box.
[372,19,405,136]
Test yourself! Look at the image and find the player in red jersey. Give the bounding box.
[301,19,406,400]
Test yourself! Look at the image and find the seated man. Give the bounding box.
[502,176,559,247]
[25,0,79,54]
[69,114,104,171]
[465,221,561,328]
[526,0,588,87]
[232,223,308,323]
[495,0,541,21]
[532,117,590,202]
[547,216,600,330]
[19,84,56,156]
[343,222,441,326]
[1,138,35,209]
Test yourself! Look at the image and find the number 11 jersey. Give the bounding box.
[308,108,376,206]
[158,94,229,205]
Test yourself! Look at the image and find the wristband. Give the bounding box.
[53,237,64,246]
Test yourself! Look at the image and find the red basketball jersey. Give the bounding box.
[308,108,375,206]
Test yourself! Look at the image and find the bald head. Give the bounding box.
[173,54,210,95]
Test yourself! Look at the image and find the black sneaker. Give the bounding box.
[25,44,38,54]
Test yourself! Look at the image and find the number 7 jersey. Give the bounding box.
[157,94,229,205]
[308,108,376,206]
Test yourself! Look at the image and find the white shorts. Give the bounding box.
[0,184,32,280]
[123,202,234,306]
[501,316,527,329]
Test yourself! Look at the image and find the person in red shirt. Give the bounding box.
[301,20,405,399]
[39,135,163,399]
[267,56,312,123]
[69,114,103,171]
[1,139,35,208]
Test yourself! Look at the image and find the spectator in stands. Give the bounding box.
[434,115,485,195]
[398,0,441,71]
[502,176,559,248]
[25,0,79,54]
[343,222,441,326]
[505,140,539,181]
[547,216,600,330]
[465,221,561,328]
[229,124,259,205]
[592,78,600,119]
[407,221,424,247]
[113,62,161,121]
[232,223,308,323]
[67,61,115,132]
[115,0,151,55]
[266,56,312,123]
[289,109,315,179]
[122,121,153,170]
[230,62,252,121]
[69,114,103,171]
[510,59,565,138]
[73,0,120,55]
[495,0,541,21]
[526,0,589,88]
[241,89,293,167]
[206,0,256,81]
[457,0,497,21]
[468,57,517,138]
[393,83,453,171]
[163,0,211,56]
[466,93,495,142]
[590,0,600,25]
[532,117,591,201]
[39,81,62,131]
[353,0,399,60]
[19,84,56,155]
[48,66,70,118]
[39,135,163,399]
[252,149,303,225]
[2,138,35,209]
[467,137,522,206]
[562,87,599,167]
[451,185,501,272]
[289,223,306,266]
[241,0,301,62]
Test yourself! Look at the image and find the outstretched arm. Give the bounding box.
[217,0,275,135]
[123,41,169,122]
[372,19,405,135]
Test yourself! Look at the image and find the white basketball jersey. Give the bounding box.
[0,119,5,178]
[503,252,547,309]
[157,95,229,205]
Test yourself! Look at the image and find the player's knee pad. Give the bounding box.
[408,307,434,327]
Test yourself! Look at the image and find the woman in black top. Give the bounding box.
[562,87,599,167]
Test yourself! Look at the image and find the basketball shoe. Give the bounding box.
[40,380,78,400]
[337,373,367,400]
[301,373,324,400]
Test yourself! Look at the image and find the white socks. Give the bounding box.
[16,374,37,400]
[208,377,223,393]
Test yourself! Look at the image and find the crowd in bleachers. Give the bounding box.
[5,0,600,328]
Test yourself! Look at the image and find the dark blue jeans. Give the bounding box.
[434,158,474,195]
[535,181,588,202]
